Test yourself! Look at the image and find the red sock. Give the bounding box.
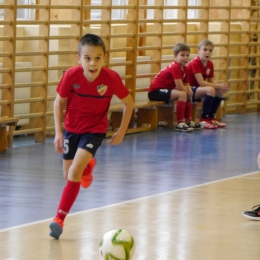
[176,100,186,123]
[56,180,81,221]
[185,102,192,122]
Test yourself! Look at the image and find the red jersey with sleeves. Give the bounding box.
[149,61,189,92]
[56,66,130,134]
[187,56,214,87]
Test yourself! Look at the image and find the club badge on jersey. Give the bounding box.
[97,84,108,96]
[73,83,80,89]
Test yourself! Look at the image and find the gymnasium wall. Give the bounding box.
[0,0,260,143]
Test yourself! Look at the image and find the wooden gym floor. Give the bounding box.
[1,113,260,260]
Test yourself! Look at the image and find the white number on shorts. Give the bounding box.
[63,139,69,154]
[159,89,168,93]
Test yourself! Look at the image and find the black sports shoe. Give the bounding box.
[242,205,260,220]
[187,121,204,130]
[175,122,193,132]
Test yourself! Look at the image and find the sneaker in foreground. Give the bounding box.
[242,205,260,220]
[187,121,204,130]
[175,122,193,132]
[199,120,217,129]
[210,118,226,127]
[49,217,64,239]
[81,157,96,188]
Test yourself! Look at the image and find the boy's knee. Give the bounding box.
[215,89,224,97]
[179,91,187,99]
[207,86,215,96]
[68,164,84,181]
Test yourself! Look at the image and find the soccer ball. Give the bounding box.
[99,229,135,260]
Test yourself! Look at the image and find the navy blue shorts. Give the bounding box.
[191,86,202,102]
[148,89,172,104]
[63,130,106,160]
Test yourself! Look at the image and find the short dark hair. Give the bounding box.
[78,33,106,55]
[173,43,190,55]
[198,40,214,49]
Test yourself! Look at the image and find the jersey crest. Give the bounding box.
[73,83,80,89]
[206,68,211,75]
[97,84,108,95]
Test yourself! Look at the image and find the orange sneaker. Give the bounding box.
[49,217,64,239]
[81,158,96,188]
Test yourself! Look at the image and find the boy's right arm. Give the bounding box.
[107,93,134,145]
[53,93,65,153]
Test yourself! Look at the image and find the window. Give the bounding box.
[17,0,36,20]
[147,0,200,19]
[187,0,199,19]
[0,0,199,20]
[91,0,126,20]
[0,0,35,20]
[91,0,200,20]
[0,1,5,19]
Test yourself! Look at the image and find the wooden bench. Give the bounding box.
[157,102,176,128]
[0,116,19,152]
[107,100,164,137]
[109,97,227,134]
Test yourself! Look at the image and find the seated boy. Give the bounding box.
[186,39,229,129]
[148,43,202,132]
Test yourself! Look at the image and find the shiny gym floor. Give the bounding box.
[1,113,260,260]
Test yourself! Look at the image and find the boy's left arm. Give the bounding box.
[208,78,229,93]
[175,80,192,97]
[108,93,134,145]
[175,79,187,92]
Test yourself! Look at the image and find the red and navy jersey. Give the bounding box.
[186,56,214,87]
[149,61,189,92]
[57,66,130,134]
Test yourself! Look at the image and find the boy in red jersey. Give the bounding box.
[186,40,229,129]
[49,33,134,239]
[148,43,202,132]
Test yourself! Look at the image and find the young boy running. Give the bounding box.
[148,43,202,132]
[186,40,229,129]
[50,33,134,239]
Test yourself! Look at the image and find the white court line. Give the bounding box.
[0,170,259,233]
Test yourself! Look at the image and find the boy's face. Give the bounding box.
[77,45,106,82]
[174,51,190,67]
[198,44,214,62]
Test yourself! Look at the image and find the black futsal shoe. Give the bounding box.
[242,205,260,220]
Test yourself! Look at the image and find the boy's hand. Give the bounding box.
[54,132,64,153]
[107,132,124,145]
[187,87,193,98]
[219,82,229,93]
[184,86,193,100]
